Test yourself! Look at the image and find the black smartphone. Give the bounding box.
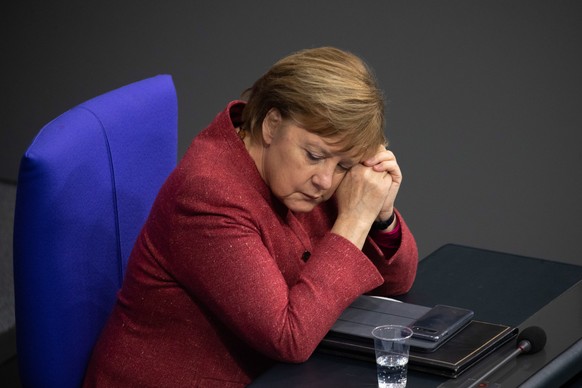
[410,305,474,342]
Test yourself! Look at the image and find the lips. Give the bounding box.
[303,193,321,201]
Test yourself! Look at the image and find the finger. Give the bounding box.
[372,163,402,183]
[371,157,401,177]
[362,144,390,165]
[363,149,395,167]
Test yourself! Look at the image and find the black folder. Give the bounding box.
[319,295,517,378]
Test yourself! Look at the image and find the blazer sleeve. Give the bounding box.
[152,174,385,363]
[363,209,419,296]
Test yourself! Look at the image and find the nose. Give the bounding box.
[312,165,334,191]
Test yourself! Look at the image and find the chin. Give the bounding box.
[285,200,318,213]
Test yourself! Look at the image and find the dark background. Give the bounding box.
[3,1,582,265]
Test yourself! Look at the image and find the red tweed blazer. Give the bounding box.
[84,101,418,387]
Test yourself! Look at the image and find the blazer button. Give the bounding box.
[301,251,311,262]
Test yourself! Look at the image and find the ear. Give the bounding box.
[261,108,283,145]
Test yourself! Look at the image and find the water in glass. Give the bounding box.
[376,354,408,388]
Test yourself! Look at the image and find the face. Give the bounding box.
[255,109,360,213]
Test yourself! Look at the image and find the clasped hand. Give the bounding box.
[335,146,402,226]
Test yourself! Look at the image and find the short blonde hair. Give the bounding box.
[241,47,386,158]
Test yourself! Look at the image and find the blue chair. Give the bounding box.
[13,75,178,387]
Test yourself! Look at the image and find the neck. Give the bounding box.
[243,134,267,183]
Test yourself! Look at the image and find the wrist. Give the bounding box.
[371,212,396,231]
[332,214,374,249]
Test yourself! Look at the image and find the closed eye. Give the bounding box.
[306,151,324,162]
[336,163,351,172]
[306,149,353,172]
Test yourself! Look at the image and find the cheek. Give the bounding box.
[263,146,315,193]
[277,156,313,185]
[266,163,305,196]
[284,168,312,188]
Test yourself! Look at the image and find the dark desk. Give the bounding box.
[250,244,582,387]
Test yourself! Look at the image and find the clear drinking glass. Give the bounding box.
[372,325,413,388]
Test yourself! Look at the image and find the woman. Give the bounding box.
[84,47,418,387]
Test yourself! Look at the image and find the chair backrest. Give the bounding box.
[13,75,178,387]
